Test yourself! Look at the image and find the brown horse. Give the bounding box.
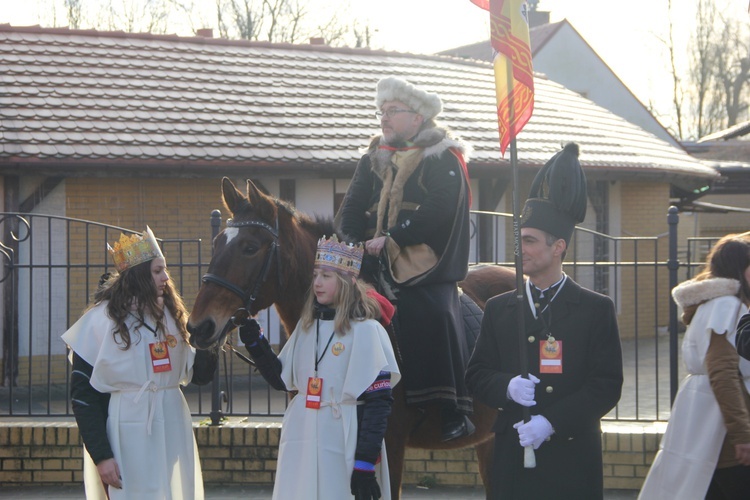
[187,178,515,499]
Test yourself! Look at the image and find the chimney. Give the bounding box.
[309,37,325,45]
[529,11,550,28]
[196,28,214,38]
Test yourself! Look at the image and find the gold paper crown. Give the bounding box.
[107,226,164,272]
[315,235,364,277]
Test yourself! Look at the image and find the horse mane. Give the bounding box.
[297,213,337,241]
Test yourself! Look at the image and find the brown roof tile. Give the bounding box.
[0,24,715,182]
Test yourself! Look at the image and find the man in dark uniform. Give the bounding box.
[466,143,623,499]
[338,76,474,441]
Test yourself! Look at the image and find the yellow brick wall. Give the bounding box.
[65,176,231,312]
[0,422,82,485]
[0,420,660,491]
[617,181,671,339]
[10,355,69,386]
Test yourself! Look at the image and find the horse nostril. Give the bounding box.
[186,319,217,349]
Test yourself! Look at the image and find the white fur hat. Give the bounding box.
[375,77,443,120]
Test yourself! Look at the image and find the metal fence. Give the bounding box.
[0,208,714,422]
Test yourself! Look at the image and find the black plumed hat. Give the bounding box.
[520,143,587,245]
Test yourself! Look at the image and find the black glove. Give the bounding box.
[350,468,381,500]
[238,318,262,346]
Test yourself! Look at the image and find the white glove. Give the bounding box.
[506,374,540,407]
[513,415,554,450]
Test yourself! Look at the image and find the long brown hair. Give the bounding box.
[90,259,189,349]
[682,233,750,324]
[299,270,380,333]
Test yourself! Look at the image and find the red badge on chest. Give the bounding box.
[149,341,172,373]
[306,377,323,409]
[539,339,563,374]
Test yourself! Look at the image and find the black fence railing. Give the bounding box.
[0,208,711,422]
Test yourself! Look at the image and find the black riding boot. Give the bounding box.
[440,404,475,442]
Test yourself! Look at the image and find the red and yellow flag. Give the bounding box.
[471,0,534,156]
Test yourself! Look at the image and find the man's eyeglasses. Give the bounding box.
[375,108,417,119]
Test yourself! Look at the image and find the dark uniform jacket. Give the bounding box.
[466,278,623,499]
[338,127,470,287]
[337,127,474,411]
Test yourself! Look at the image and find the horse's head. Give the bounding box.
[187,177,287,349]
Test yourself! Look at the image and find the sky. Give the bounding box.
[1,0,746,132]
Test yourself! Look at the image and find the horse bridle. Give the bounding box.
[201,213,282,328]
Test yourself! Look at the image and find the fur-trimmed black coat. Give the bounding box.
[338,126,470,287]
[466,278,623,499]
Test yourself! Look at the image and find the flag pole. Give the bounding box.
[506,56,536,469]
[473,0,535,467]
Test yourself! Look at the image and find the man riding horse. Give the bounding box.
[338,76,474,442]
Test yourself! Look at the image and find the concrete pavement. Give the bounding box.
[0,484,638,499]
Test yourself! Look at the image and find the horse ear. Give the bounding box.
[221,177,245,215]
[245,179,265,205]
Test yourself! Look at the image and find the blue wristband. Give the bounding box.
[246,332,264,348]
[354,460,375,472]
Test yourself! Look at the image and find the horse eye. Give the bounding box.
[243,245,259,255]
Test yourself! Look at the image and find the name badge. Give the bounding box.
[539,339,563,374]
[149,341,172,373]
[306,377,323,409]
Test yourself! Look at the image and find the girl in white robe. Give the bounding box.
[239,236,401,500]
[639,233,750,500]
[62,228,216,500]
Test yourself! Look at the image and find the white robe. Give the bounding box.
[62,302,203,500]
[273,317,401,500]
[639,295,750,500]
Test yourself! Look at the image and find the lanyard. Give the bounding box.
[525,274,567,319]
[314,319,337,376]
[129,312,159,337]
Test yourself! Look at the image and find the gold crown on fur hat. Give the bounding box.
[375,77,443,120]
[107,226,164,272]
[315,235,363,277]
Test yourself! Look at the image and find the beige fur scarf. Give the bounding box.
[367,126,469,236]
[374,147,423,236]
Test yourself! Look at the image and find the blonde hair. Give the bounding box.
[299,270,380,333]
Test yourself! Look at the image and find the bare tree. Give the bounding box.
[714,15,750,127]
[687,0,722,138]
[213,0,368,46]
[351,24,374,49]
[65,0,83,29]
[661,0,750,140]
[217,0,259,40]
[265,0,306,44]
[664,0,686,139]
[30,0,373,48]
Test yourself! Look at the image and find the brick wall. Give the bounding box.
[617,181,671,340]
[0,420,661,491]
[0,421,82,485]
[65,176,229,312]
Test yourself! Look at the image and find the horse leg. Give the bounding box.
[385,383,414,500]
[385,420,407,500]
[475,435,495,500]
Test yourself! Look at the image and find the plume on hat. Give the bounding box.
[520,143,587,244]
[375,77,443,120]
[528,143,587,224]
